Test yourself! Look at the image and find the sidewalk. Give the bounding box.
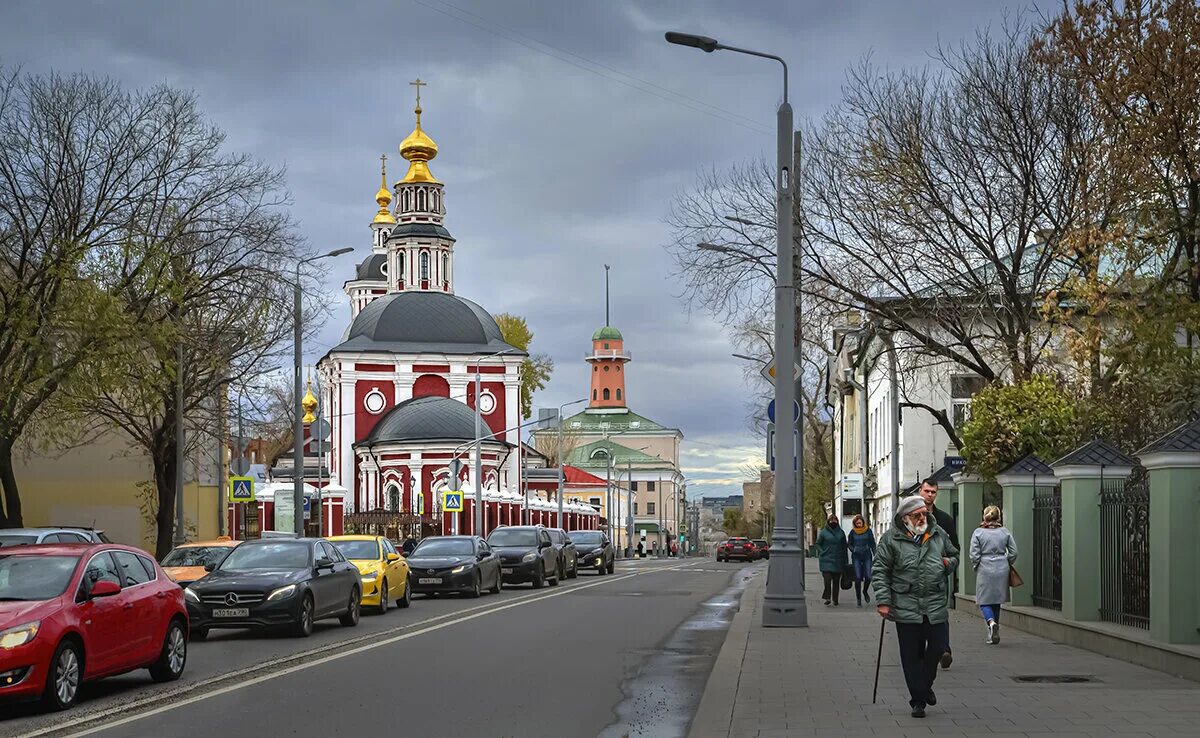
[690,565,1200,737]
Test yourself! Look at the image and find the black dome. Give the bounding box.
[355,254,386,281]
[365,395,508,445]
[386,222,455,242]
[333,291,523,355]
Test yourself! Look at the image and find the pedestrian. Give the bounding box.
[873,495,959,719]
[919,477,958,669]
[847,514,876,607]
[969,505,1017,645]
[816,515,849,606]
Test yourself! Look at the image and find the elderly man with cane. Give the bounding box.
[873,495,960,718]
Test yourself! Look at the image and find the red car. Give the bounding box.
[716,537,757,562]
[0,543,188,710]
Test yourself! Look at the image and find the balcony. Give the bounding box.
[585,348,631,361]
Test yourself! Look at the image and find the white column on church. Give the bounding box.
[339,375,355,512]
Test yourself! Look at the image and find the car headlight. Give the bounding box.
[183,587,200,603]
[451,564,471,574]
[0,621,40,650]
[266,584,297,602]
[521,552,537,563]
[595,557,604,566]
[360,571,378,581]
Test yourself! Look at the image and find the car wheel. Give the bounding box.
[339,588,361,626]
[469,572,482,598]
[398,578,412,608]
[377,579,390,614]
[149,619,187,683]
[569,560,578,579]
[550,563,562,587]
[532,565,545,589]
[43,639,82,711]
[489,570,502,594]
[191,628,209,642]
[607,559,615,575]
[293,594,315,637]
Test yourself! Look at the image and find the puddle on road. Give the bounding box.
[599,567,761,738]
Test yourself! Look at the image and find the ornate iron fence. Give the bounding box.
[1099,467,1150,629]
[1032,484,1062,610]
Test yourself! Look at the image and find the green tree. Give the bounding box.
[960,376,1079,479]
[722,508,747,537]
[494,313,554,420]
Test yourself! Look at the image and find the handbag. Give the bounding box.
[841,562,855,590]
[1008,565,1024,588]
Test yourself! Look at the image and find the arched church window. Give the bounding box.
[398,252,405,282]
[386,484,401,512]
[403,190,411,211]
[442,253,448,282]
[418,189,427,211]
[603,389,610,400]
[616,389,622,401]
[420,252,429,280]
[592,389,597,400]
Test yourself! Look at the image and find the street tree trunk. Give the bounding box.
[0,437,21,528]
[151,428,179,559]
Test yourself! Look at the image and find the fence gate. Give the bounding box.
[1099,466,1150,629]
[1032,484,1062,610]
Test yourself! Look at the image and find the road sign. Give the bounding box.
[767,399,800,424]
[303,496,311,521]
[442,491,464,512]
[448,458,462,484]
[760,360,801,383]
[766,423,799,472]
[840,473,864,500]
[229,476,255,503]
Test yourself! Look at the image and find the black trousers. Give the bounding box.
[820,571,841,603]
[895,618,950,708]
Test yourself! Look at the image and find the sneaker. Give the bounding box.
[911,705,926,719]
[823,599,831,606]
[985,619,995,644]
[940,651,953,669]
[926,690,937,706]
[990,620,1000,644]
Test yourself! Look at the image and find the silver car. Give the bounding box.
[0,527,111,546]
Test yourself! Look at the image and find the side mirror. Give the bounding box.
[386,553,400,563]
[315,556,334,570]
[89,580,121,599]
[204,563,216,573]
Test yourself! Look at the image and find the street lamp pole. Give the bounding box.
[667,31,807,627]
[294,247,353,535]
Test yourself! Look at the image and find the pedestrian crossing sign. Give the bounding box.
[442,491,464,512]
[229,476,255,503]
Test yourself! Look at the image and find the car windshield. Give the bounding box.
[569,532,603,546]
[0,534,39,546]
[412,538,473,557]
[487,529,538,547]
[753,540,767,546]
[0,554,80,600]
[218,542,310,571]
[161,545,234,568]
[331,540,380,560]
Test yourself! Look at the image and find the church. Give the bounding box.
[309,82,598,538]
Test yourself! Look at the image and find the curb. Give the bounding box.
[688,567,766,738]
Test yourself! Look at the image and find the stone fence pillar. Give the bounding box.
[952,472,985,597]
[996,454,1054,608]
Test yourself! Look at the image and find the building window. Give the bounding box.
[387,484,401,512]
[951,375,988,430]
[604,365,610,372]
[633,503,638,514]
[589,497,601,510]
[592,390,597,400]
[616,389,622,401]
[647,481,655,492]
[647,502,656,515]
[418,189,427,211]
[603,343,609,349]
[630,482,638,492]
[420,252,429,280]
[398,252,405,283]
[603,388,610,400]
[442,253,448,282]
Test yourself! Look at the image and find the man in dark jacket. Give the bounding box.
[920,477,957,668]
[873,495,960,718]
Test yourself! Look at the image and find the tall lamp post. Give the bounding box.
[294,247,353,535]
[555,398,588,528]
[667,31,806,627]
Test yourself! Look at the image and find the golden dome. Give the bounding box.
[373,154,396,225]
[398,105,440,184]
[302,380,318,424]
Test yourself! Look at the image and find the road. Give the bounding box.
[3,557,759,738]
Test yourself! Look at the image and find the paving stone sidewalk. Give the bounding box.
[689,564,1200,738]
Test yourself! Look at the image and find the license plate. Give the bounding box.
[418,577,442,584]
[501,568,514,575]
[212,608,249,618]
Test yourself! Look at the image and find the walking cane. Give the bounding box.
[872,615,886,704]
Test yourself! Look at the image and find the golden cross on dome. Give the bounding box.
[380,153,387,174]
[410,78,426,108]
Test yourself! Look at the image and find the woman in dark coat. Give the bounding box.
[816,515,849,606]
[846,514,876,607]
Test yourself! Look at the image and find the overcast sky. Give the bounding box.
[1,0,1049,498]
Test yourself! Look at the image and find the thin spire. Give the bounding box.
[604,264,610,326]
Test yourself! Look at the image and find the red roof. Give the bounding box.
[563,465,607,486]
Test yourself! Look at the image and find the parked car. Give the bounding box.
[546,528,579,580]
[716,537,757,562]
[406,536,501,598]
[0,528,111,547]
[159,537,241,587]
[566,529,615,574]
[184,538,361,639]
[0,543,188,711]
[329,535,411,612]
[487,526,559,589]
[752,539,770,560]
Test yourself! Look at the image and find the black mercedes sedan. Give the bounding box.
[406,536,502,598]
[567,529,615,575]
[487,526,559,588]
[184,538,362,639]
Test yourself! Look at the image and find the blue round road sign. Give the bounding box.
[767,399,800,424]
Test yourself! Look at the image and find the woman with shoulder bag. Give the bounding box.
[969,505,1018,645]
[816,515,849,606]
[846,514,876,607]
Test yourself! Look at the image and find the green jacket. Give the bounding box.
[816,524,849,573]
[871,520,960,624]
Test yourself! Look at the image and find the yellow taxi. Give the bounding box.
[329,535,411,612]
[160,536,241,587]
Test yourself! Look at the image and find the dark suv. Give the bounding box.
[547,528,579,579]
[752,539,770,559]
[717,537,756,562]
[567,529,615,574]
[487,526,560,589]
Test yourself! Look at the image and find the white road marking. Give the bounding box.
[19,562,712,738]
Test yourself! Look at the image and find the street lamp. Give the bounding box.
[472,348,523,535]
[555,398,589,528]
[667,31,807,627]
[294,247,353,535]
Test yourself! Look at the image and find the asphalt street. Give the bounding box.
[3,557,752,738]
